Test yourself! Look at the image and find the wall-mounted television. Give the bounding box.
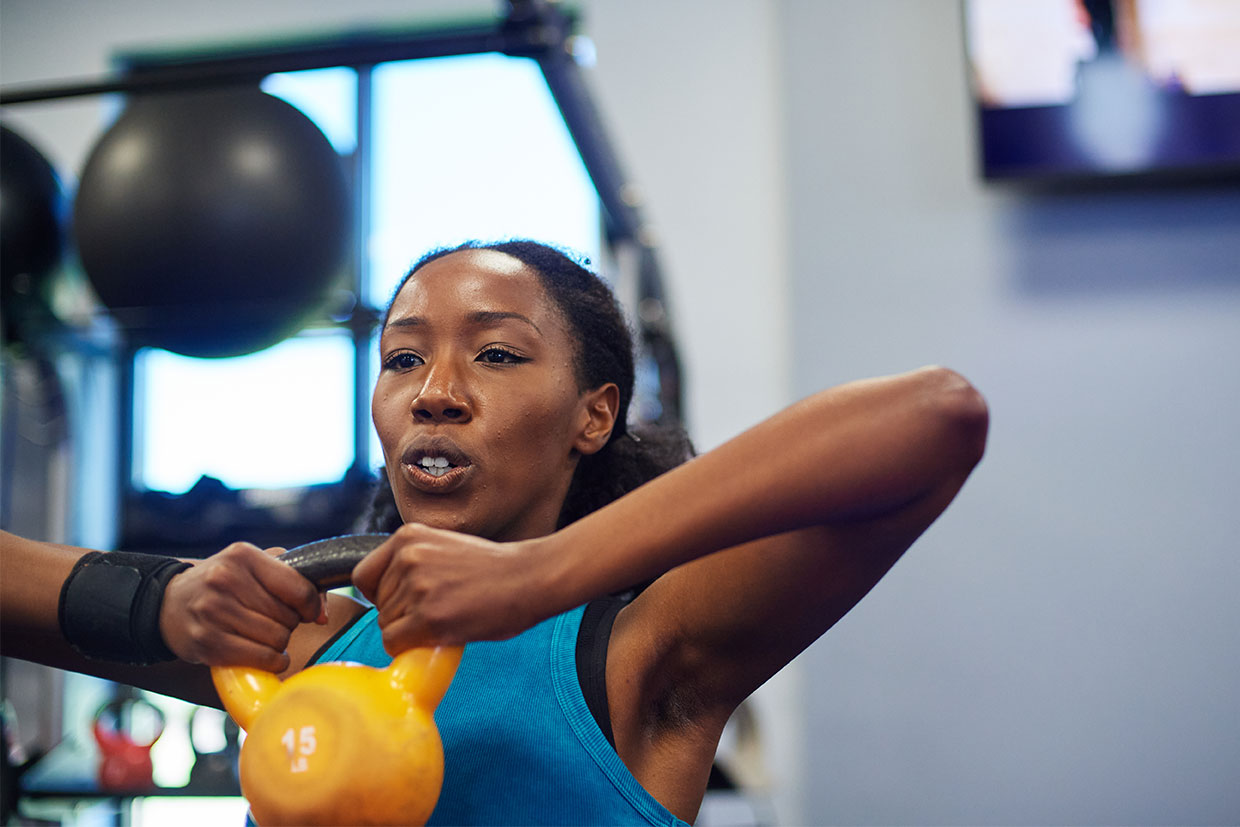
[963,0,1240,183]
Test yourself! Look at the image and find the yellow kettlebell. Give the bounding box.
[208,535,461,827]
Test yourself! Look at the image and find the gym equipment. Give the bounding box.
[274,533,389,588]
[0,124,65,284]
[211,534,462,827]
[73,86,350,358]
[0,124,67,343]
[91,687,165,791]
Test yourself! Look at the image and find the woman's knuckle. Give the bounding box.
[375,605,398,629]
[201,565,232,589]
[218,542,250,558]
[187,625,210,650]
[394,543,423,564]
[198,589,226,614]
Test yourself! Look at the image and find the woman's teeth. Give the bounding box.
[417,456,454,477]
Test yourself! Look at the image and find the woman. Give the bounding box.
[1,240,988,824]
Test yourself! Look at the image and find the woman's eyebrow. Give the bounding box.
[385,316,425,329]
[384,310,542,334]
[469,310,542,334]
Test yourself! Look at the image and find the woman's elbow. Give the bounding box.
[921,365,990,468]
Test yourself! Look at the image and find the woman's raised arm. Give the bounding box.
[550,365,988,710]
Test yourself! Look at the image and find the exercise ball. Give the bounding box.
[1,124,68,340]
[74,86,351,358]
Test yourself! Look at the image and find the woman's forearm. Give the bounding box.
[542,365,988,606]
[1,531,91,661]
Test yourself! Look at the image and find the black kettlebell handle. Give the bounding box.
[277,534,390,590]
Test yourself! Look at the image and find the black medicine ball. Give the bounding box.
[1,124,67,315]
[74,86,351,358]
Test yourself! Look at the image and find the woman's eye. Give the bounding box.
[477,347,525,365]
[383,352,423,371]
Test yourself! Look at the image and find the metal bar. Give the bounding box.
[526,30,643,241]
[116,344,136,539]
[511,1,684,421]
[0,23,509,105]
[351,64,375,478]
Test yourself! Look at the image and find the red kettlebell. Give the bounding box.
[92,689,165,791]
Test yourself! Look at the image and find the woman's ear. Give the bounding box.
[574,383,620,456]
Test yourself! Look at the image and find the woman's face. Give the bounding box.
[372,249,609,541]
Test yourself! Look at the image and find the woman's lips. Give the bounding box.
[399,435,473,495]
[401,460,472,494]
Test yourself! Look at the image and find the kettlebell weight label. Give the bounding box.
[280,725,318,773]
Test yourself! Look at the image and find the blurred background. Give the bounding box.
[1,0,1238,824]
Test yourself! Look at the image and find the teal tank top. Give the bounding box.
[313,606,689,826]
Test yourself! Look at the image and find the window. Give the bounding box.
[133,333,356,493]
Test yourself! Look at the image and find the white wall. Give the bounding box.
[781,1,1240,824]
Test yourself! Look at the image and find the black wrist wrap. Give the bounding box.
[58,551,192,665]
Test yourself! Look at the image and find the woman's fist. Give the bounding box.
[352,523,553,655]
[159,542,323,673]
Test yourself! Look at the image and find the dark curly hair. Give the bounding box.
[362,239,693,534]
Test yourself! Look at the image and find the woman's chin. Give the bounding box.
[396,508,478,536]
[395,495,560,543]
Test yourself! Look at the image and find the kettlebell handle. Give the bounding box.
[276,533,391,588]
[212,533,462,733]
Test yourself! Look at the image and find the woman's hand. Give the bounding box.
[159,543,325,673]
[352,523,553,655]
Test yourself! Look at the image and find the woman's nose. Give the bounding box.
[412,362,471,423]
